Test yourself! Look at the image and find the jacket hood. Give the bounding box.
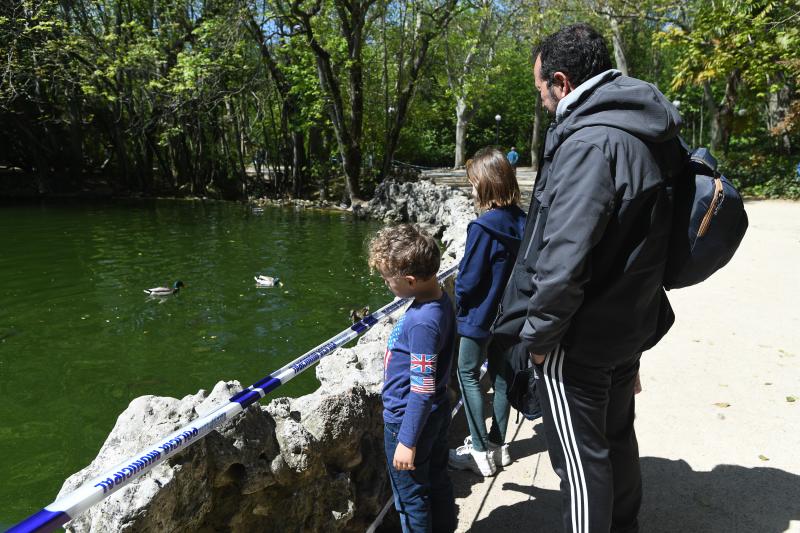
[547,70,682,157]
[471,205,525,248]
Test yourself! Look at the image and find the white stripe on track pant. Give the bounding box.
[535,346,642,533]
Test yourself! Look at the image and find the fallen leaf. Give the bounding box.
[713,402,731,408]
[787,396,797,403]
[758,455,769,461]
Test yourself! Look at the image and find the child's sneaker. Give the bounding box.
[487,442,511,467]
[448,436,496,476]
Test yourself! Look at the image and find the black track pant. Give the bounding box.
[534,346,641,533]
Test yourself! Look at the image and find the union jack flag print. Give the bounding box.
[410,353,437,375]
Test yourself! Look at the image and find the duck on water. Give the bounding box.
[144,280,185,297]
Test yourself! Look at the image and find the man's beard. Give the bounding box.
[546,84,560,115]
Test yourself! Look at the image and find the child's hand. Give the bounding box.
[393,443,416,471]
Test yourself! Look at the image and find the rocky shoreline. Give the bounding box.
[58,179,475,532]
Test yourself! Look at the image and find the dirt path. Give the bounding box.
[428,170,800,533]
[426,166,537,207]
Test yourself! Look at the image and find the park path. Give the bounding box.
[425,166,537,207]
[425,167,800,533]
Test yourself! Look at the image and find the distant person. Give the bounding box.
[368,224,457,533]
[492,23,683,532]
[447,147,526,477]
[506,146,519,170]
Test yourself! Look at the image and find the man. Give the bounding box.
[492,24,683,532]
[506,146,519,170]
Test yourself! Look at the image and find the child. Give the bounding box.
[368,224,457,533]
[448,147,526,476]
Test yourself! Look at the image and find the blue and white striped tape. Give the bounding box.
[7,263,458,533]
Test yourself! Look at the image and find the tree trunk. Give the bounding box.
[68,94,84,184]
[292,130,306,198]
[766,73,792,153]
[704,71,739,154]
[453,97,471,168]
[607,15,629,76]
[308,123,327,200]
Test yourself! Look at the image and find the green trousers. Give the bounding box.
[456,336,511,452]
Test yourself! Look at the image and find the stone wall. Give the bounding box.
[58,179,474,532]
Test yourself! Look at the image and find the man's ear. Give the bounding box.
[552,71,574,97]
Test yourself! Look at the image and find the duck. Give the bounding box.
[349,306,370,324]
[255,275,283,288]
[144,280,184,296]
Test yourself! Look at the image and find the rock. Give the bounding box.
[59,178,473,532]
[360,178,475,251]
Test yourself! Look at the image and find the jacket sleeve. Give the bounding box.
[521,139,616,355]
[397,323,441,448]
[455,223,492,310]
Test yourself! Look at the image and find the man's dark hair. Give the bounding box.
[536,23,612,89]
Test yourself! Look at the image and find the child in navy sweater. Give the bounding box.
[448,147,526,476]
[368,224,456,533]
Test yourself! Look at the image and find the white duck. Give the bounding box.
[255,275,283,288]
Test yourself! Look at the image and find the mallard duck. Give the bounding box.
[255,275,283,287]
[144,281,184,296]
[349,306,370,324]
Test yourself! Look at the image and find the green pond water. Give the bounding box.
[0,200,389,527]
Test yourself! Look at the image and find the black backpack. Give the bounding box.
[664,144,749,289]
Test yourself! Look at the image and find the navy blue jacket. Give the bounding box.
[456,205,526,339]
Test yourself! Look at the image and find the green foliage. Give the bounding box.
[0,0,798,199]
[721,137,800,199]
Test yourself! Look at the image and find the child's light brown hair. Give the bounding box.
[466,147,521,210]
[368,224,440,279]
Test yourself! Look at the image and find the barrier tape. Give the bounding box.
[7,264,458,533]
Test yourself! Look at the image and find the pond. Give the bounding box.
[0,200,389,526]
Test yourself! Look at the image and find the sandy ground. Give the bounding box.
[431,168,800,533]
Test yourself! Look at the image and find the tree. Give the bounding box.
[276,0,381,203]
[660,0,800,154]
[443,0,524,168]
[378,0,459,178]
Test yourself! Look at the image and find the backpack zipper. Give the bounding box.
[697,177,724,237]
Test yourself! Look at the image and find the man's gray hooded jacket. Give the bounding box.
[494,70,684,365]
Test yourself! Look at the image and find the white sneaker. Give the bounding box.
[448,436,496,476]
[488,442,511,467]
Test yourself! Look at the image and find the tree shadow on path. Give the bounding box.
[470,457,800,533]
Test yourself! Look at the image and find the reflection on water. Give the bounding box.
[0,200,388,525]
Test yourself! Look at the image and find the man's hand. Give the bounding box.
[530,352,546,365]
[393,443,416,471]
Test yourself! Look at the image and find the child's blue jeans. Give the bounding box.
[384,403,456,533]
